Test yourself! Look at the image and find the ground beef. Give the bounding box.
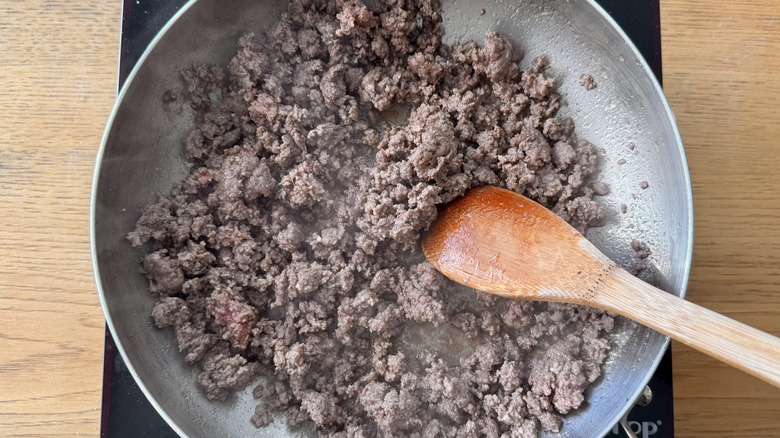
[631,240,652,260]
[579,74,597,90]
[129,0,614,436]
[629,239,652,276]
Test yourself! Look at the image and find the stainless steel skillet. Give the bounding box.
[91,0,693,436]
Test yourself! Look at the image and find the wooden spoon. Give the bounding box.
[422,186,780,388]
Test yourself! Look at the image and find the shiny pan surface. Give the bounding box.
[91,0,693,436]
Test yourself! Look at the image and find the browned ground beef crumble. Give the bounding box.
[629,239,652,276]
[578,74,597,90]
[128,1,615,436]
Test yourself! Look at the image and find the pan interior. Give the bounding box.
[92,0,691,436]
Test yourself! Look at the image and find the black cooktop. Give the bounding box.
[102,1,672,437]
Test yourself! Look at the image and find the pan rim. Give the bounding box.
[577,0,693,432]
[90,1,200,436]
[90,0,694,436]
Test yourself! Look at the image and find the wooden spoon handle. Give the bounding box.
[597,268,780,388]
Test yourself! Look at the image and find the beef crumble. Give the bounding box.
[629,239,652,276]
[128,1,613,436]
[579,74,597,90]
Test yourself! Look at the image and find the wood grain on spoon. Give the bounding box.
[422,186,780,388]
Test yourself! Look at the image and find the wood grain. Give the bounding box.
[422,187,615,303]
[0,0,779,437]
[601,269,780,389]
[0,1,120,437]
[661,0,780,436]
[424,186,780,389]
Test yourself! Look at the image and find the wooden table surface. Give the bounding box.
[1,0,779,436]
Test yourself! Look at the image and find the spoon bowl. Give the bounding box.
[423,186,780,388]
